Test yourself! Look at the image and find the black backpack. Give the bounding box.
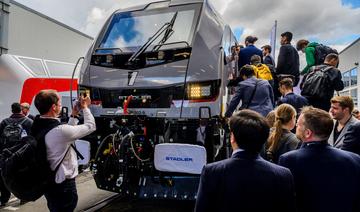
[0,118,27,150]
[301,66,333,99]
[0,120,61,201]
[314,44,338,65]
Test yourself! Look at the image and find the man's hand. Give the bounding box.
[71,101,80,117]
[80,96,91,109]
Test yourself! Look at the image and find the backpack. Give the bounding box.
[314,44,338,65]
[252,64,273,81]
[301,66,333,99]
[0,120,61,201]
[0,118,27,150]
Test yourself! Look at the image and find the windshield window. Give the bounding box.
[99,5,199,52]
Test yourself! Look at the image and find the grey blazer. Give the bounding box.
[328,116,359,148]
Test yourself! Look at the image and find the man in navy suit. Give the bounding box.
[195,110,296,212]
[279,106,360,212]
[342,121,360,156]
[277,77,308,114]
[238,35,263,69]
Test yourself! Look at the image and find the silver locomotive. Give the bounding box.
[78,0,238,200]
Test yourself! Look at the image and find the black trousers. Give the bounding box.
[44,179,78,212]
[0,172,11,205]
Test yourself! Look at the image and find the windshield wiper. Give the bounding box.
[152,12,178,52]
[127,12,178,65]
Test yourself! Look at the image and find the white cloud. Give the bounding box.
[214,0,360,48]
[16,0,360,49]
[88,7,105,23]
[81,6,112,37]
[209,0,233,14]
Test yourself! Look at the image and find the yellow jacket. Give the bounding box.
[252,64,273,81]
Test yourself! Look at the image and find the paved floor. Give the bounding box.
[0,170,115,212]
[100,198,195,212]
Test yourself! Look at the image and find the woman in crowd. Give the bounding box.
[265,104,300,163]
[266,110,276,127]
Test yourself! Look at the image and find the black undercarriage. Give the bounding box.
[91,115,228,200]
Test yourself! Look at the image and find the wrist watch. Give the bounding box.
[70,115,79,119]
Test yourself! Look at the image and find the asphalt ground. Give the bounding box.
[0,171,196,212]
[98,198,195,212]
[0,170,115,212]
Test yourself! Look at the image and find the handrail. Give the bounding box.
[70,57,84,109]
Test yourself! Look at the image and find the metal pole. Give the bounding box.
[273,20,277,59]
[0,0,10,55]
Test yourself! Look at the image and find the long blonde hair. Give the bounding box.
[267,104,296,153]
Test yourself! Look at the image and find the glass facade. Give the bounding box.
[341,67,359,109]
[342,67,358,88]
[351,88,358,107]
[351,68,357,86]
[343,71,350,87]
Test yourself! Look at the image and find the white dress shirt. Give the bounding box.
[44,108,96,183]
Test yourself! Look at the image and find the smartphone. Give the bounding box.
[79,88,90,98]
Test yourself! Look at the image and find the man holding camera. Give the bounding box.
[31,90,96,212]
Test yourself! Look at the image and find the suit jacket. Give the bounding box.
[277,92,309,114]
[342,121,360,155]
[195,151,296,212]
[266,130,301,164]
[328,116,358,148]
[279,141,360,212]
[276,44,300,85]
[264,55,275,67]
[225,77,274,117]
[238,45,263,69]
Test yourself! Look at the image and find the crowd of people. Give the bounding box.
[0,30,359,212]
[196,32,360,212]
[0,91,95,211]
[0,103,33,205]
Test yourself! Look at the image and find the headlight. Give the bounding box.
[188,85,211,98]
[186,80,220,102]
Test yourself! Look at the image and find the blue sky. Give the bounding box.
[233,28,244,41]
[342,0,360,8]
[325,34,360,45]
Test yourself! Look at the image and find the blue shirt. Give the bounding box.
[238,45,263,69]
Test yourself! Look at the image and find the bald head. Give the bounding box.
[21,102,30,115]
